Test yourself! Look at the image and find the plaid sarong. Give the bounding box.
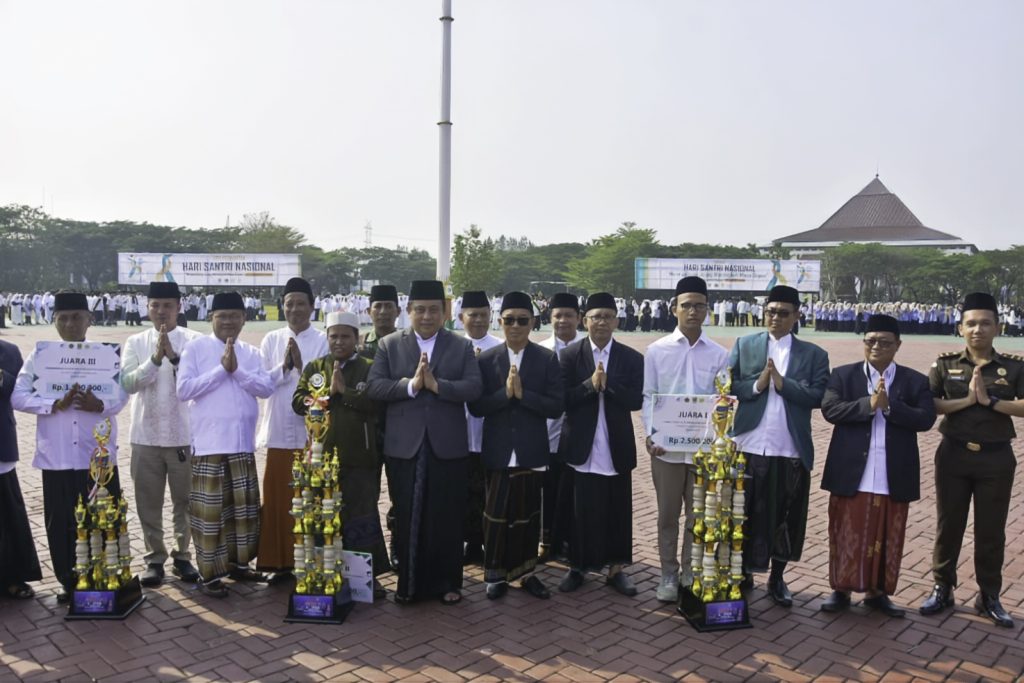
[190,453,261,582]
[483,468,542,583]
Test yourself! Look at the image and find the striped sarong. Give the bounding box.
[190,453,261,582]
[483,468,542,583]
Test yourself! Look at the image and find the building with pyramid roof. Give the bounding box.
[767,176,976,256]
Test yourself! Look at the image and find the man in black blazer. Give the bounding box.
[820,314,936,617]
[0,338,42,599]
[367,280,482,605]
[469,292,564,600]
[556,292,644,596]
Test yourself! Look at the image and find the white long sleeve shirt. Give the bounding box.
[257,325,328,450]
[466,333,504,452]
[12,341,128,470]
[176,334,276,456]
[570,338,618,476]
[642,328,729,464]
[120,325,204,447]
[539,330,585,453]
[860,361,896,495]
[732,333,799,459]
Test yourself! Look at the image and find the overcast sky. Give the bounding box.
[2,1,1021,253]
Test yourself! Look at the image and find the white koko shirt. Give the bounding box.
[257,325,328,450]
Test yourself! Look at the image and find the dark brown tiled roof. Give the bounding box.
[777,177,964,243]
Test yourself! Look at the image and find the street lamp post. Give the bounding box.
[437,0,453,285]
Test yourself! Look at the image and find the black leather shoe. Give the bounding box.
[919,584,954,615]
[558,569,585,593]
[171,560,200,583]
[521,575,551,600]
[820,590,851,613]
[141,564,165,587]
[486,581,508,600]
[198,579,229,598]
[975,593,1014,628]
[739,574,754,592]
[606,571,638,597]
[767,578,793,607]
[863,594,905,618]
[56,590,71,604]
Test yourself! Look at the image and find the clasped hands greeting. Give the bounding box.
[53,385,104,413]
[755,358,785,394]
[411,352,439,394]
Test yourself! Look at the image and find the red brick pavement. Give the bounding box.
[1,323,1022,682]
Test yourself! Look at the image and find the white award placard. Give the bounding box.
[31,341,122,402]
[650,394,727,452]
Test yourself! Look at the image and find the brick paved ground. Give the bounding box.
[1,321,1022,682]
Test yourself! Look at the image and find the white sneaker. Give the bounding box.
[655,574,678,602]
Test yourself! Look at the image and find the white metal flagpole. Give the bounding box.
[437,0,453,285]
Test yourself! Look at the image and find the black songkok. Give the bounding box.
[675,276,708,298]
[211,292,245,311]
[585,292,616,312]
[962,292,998,316]
[283,277,314,305]
[866,313,901,338]
[501,291,533,313]
[370,284,398,305]
[148,282,181,299]
[549,292,580,311]
[766,285,800,307]
[461,290,490,309]
[409,280,446,301]
[53,292,88,312]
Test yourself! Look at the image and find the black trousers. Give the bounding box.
[42,468,122,591]
[932,438,1016,594]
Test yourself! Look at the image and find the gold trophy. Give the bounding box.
[679,369,750,631]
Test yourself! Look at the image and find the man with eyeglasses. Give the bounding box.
[367,280,482,605]
[819,314,935,618]
[919,292,1024,628]
[557,292,644,596]
[469,292,564,600]
[538,292,586,561]
[642,276,728,603]
[459,290,504,565]
[729,284,830,607]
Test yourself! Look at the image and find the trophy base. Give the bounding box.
[284,583,354,624]
[65,575,146,621]
[677,586,751,632]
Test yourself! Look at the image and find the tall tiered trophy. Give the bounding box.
[285,376,354,624]
[677,370,751,631]
[66,419,145,620]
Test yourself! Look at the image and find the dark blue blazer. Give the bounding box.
[468,342,564,470]
[0,339,24,463]
[820,361,936,502]
[558,337,644,474]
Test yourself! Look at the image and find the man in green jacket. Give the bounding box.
[293,311,390,597]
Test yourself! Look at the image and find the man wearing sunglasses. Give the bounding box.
[459,291,504,565]
[469,292,564,600]
[729,284,830,607]
[557,292,644,596]
[819,314,935,618]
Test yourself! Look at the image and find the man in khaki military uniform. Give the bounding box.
[920,292,1023,628]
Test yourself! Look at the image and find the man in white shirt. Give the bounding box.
[538,292,585,561]
[729,285,830,607]
[12,292,129,603]
[177,292,276,597]
[459,290,504,564]
[120,282,204,587]
[642,277,729,602]
[255,277,327,582]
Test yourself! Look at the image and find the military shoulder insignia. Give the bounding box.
[1002,353,1024,362]
[938,351,959,359]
